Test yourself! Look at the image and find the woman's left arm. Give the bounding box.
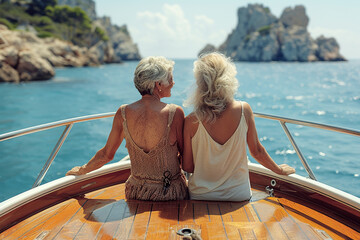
[182,114,197,173]
[66,108,124,175]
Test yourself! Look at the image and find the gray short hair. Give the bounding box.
[134,56,175,95]
[190,52,238,123]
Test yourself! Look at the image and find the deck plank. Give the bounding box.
[223,222,290,240]
[145,223,172,239]
[228,202,250,222]
[279,217,313,240]
[75,200,116,240]
[2,181,359,240]
[14,197,88,240]
[148,202,178,225]
[207,203,223,223]
[49,198,115,239]
[201,222,228,240]
[178,201,194,223]
[94,200,136,240]
[0,199,71,240]
[244,203,261,222]
[251,222,269,239]
[53,184,125,239]
[127,202,152,239]
[217,202,234,222]
[264,222,289,240]
[193,202,210,224]
[279,197,360,240]
[110,201,137,239]
[21,185,122,240]
[251,198,289,222]
[222,222,242,239]
[74,185,127,239]
[237,226,256,240]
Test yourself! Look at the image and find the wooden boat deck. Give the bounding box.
[1,183,359,240]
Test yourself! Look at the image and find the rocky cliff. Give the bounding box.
[0,0,141,82]
[0,25,100,82]
[57,0,141,61]
[199,4,345,62]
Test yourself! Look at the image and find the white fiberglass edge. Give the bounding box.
[248,162,360,211]
[0,158,131,218]
[1,160,359,219]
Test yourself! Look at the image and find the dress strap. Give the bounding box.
[120,104,127,121]
[241,101,246,122]
[164,104,177,139]
[241,101,244,116]
[167,104,177,127]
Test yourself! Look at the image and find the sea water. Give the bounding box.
[0,59,359,202]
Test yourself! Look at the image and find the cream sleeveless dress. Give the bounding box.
[120,104,187,201]
[188,102,252,201]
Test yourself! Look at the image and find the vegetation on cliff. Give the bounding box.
[0,0,107,47]
[0,0,141,82]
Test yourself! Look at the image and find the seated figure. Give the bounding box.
[67,56,188,201]
[183,52,295,201]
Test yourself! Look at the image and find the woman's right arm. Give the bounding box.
[173,106,185,160]
[66,108,125,176]
[244,102,295,175]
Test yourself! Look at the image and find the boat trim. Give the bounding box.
[248,163,360,212]
[0,159,359,232]
[0,156,131,217]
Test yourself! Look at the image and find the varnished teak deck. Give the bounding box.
[1,183,359,239]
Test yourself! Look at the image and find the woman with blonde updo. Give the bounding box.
[67,56,188,201]
[183,52,295,201]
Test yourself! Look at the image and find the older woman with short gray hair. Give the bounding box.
[67,56,188,201]
[134,56,175,95]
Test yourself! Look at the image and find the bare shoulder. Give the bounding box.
[172,104,185,118]
[185,112,197,123]
[238,101,252,114]
[114,106,125,125]
[170,104,185,125]
[184,112,198,137]
[239,101,255,127]
[231,100,244,110]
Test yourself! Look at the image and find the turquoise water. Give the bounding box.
[0,59,359,202]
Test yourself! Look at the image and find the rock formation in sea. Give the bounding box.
[0,0,141,83]
[91,17,141,61]
[199,4,346,62]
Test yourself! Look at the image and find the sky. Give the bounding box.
[94,0,360,59]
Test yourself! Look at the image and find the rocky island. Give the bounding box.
[0,0,141,83]
[199,4,346,62]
